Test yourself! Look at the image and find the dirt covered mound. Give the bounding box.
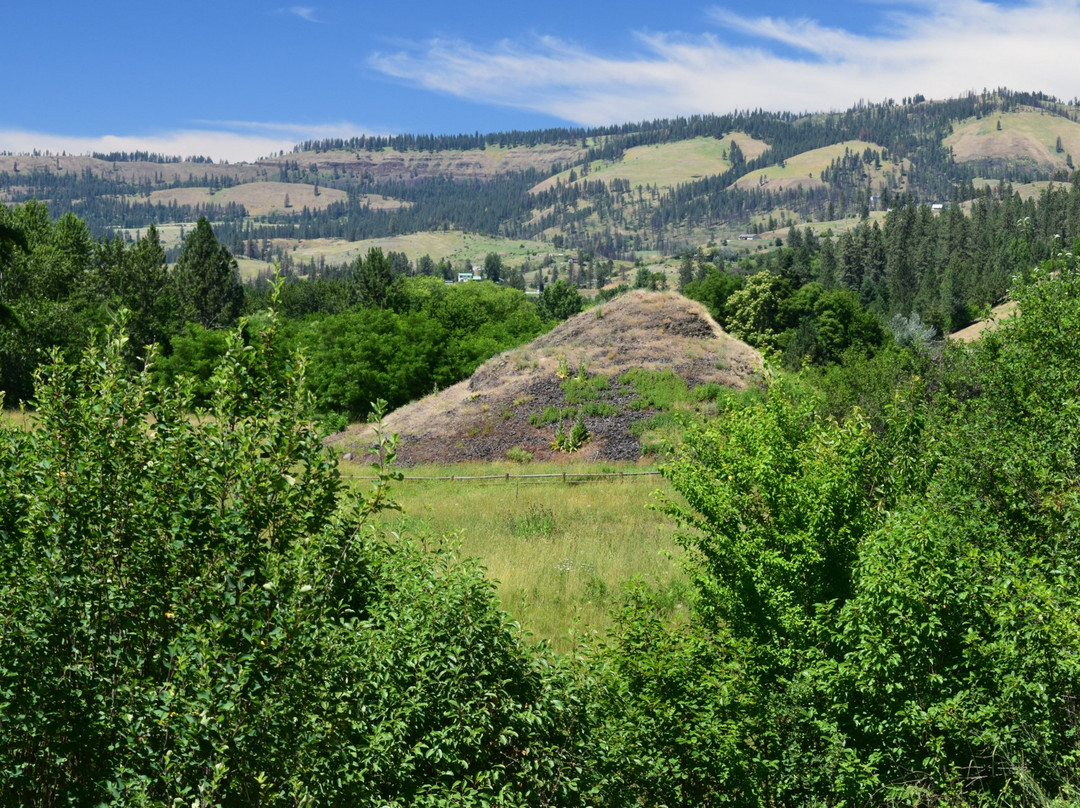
[326,290,762,465]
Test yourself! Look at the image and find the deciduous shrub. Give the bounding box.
[0,318,588,806]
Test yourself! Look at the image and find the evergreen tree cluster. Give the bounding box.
[684,177,1080,353]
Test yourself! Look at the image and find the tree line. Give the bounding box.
[0,204,576,421]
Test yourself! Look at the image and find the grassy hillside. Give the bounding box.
[270,230,555,270]
[8,90,1080,264]
[148,181,352,216]
[0,153,263,188]
[329,290,762,465]
[269,143,586,183]
[732,139,904,193]
[945,107,1080,170]
[530,133,769,193]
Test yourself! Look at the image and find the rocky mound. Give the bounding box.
[326,290,762,465]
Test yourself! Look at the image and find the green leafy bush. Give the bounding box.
[0,321,589,805]
[645,266,1080,804]
[506,446,533,463]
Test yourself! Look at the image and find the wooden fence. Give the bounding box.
[389,470,664,485]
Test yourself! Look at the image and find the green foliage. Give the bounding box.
[0,202,109,403]
[643,266,1080,803]
[552,413,590,453]
[151,321,231,401]
[561,372,610,404]
[664,376,890,655]
[505,446,533,463]
[483,251,503,283]
[528,405,575,427]
[619,368,690,411]
[582,401,618,417]
[0,321,589,806]
[583,585,757,807]
[683,266,744,324]
[724,271,792,351]
[627,410,682,438]
[162,278,548,420]
[538,279,583,321]
[353,246,403,310]
[298,308,445,419]
[508,504,555,538]
[173,216,243,329]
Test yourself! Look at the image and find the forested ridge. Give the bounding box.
[4,88,1080,258]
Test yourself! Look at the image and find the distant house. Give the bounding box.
[738,233,760,241]
[931,203,950,212]
[457,272,475,283]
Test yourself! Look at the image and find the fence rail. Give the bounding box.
[377,470,664,484]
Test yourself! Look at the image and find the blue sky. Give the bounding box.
[1,0,1076,162]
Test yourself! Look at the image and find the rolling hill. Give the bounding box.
[326,290,762,465]
[6,88,1080,268]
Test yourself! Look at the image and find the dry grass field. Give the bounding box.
[0,409,34,430]
[945,109,1080,170]
[267,230,554,269]
[530,134,769,194]
[213,181,349,216]
[950,300,1019,341]
[731,140,905,194]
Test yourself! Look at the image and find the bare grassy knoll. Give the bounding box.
[945,109,1080,171]
[732,140,906,194]
[148,182,352,216]
[529,134,768,194]
[327,290,762,465]
[950,300,1019,341]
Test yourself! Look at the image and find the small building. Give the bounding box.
[738,233,760,241]
[457,272,476,283]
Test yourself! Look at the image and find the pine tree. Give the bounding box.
[173,217,243,329]
[354,247,399,309]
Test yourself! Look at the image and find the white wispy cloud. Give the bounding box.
[273,6,321,23]
[289,6,321,23]
[0,121,376,163]
[370,0,1080,124]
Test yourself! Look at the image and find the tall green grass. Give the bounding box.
[0,409,33,430]
[342,459,688,652]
